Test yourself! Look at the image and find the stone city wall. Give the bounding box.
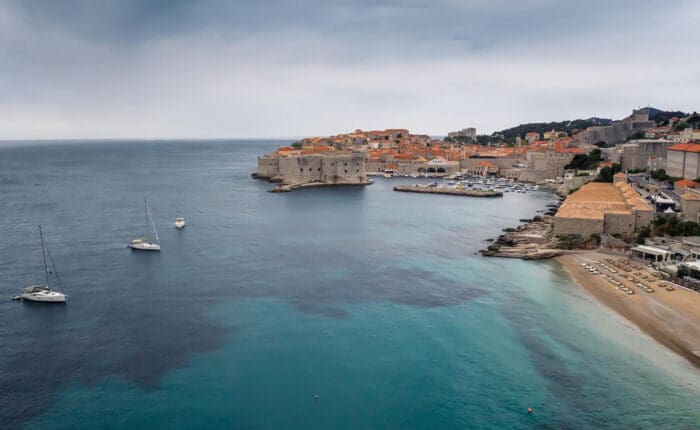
[552,217,604,237]
[257,153,368,185]
[603,212,636,235]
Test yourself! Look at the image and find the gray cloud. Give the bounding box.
[0,0,698,139]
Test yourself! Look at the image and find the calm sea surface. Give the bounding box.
[0,140,698,429]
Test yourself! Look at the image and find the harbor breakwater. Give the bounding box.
[267,181,373,192]
[393,185,502,197]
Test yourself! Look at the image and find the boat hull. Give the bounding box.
[22,291,66,303]
[175,219,186,229]
[128,243,161,251]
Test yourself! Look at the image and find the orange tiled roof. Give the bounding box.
[668,143,700,152]
[676,179,700,188]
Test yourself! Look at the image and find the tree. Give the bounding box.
[291,142,303,149]
[600,167,612,182]
[674,121,689,131]
[650,169,670,182]
[565,148,602,170]
[597,163,622,182]
[628,131,646,140]
[636,226,651,244]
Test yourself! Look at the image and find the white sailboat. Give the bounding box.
[128,198,161,251]
[175,186,186,229]
[22,225,67,303]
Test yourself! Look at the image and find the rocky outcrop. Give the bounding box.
[480,195,578,260]
[480,216,565,259]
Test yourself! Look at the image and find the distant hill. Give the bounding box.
[472,108,695,146]
[494,117,613,139]
[647,107,687,125]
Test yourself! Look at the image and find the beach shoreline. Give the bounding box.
[556,252,700,368]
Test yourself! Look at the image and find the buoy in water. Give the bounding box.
[527,408,533,414]
[314,394,319,400]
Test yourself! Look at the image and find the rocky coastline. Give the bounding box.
[480,196,571,260]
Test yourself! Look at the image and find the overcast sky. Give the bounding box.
[0,0,698,139]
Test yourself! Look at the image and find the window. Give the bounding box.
[345,169,347,173]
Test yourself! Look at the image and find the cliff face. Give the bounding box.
[256,153,369,185]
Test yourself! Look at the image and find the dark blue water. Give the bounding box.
[0,141,697,429]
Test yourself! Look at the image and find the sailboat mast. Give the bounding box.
[39,225,50,287]
[144,197,149,239]
[150,206,160,244]
[144,197,159,244]
[176,185,181,216]
[44,240,65,294]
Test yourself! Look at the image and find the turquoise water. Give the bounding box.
[0,141,697,429]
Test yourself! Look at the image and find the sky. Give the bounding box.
[0,0,698,139]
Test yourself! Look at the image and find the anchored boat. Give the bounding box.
[175,186,186,229]
[129,198,161,251]
[21,225,67,303]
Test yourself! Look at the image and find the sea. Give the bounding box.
[0,140,698,430]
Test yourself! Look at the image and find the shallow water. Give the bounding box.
[0,140,697,429]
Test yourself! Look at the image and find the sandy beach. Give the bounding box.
[557,252,700,368]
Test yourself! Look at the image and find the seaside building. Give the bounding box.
[674,179,700,195]
[630,245,672,263]
[447,127,477,142]
[460,153,520,176]
[666,143,700,179]
[620,139,675,172]
[256,152,368,185]
[516,145,582,181]
[680,190,700,222]
[552,175,653,236]
[525,132,539,144]
[543,130,566,140]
